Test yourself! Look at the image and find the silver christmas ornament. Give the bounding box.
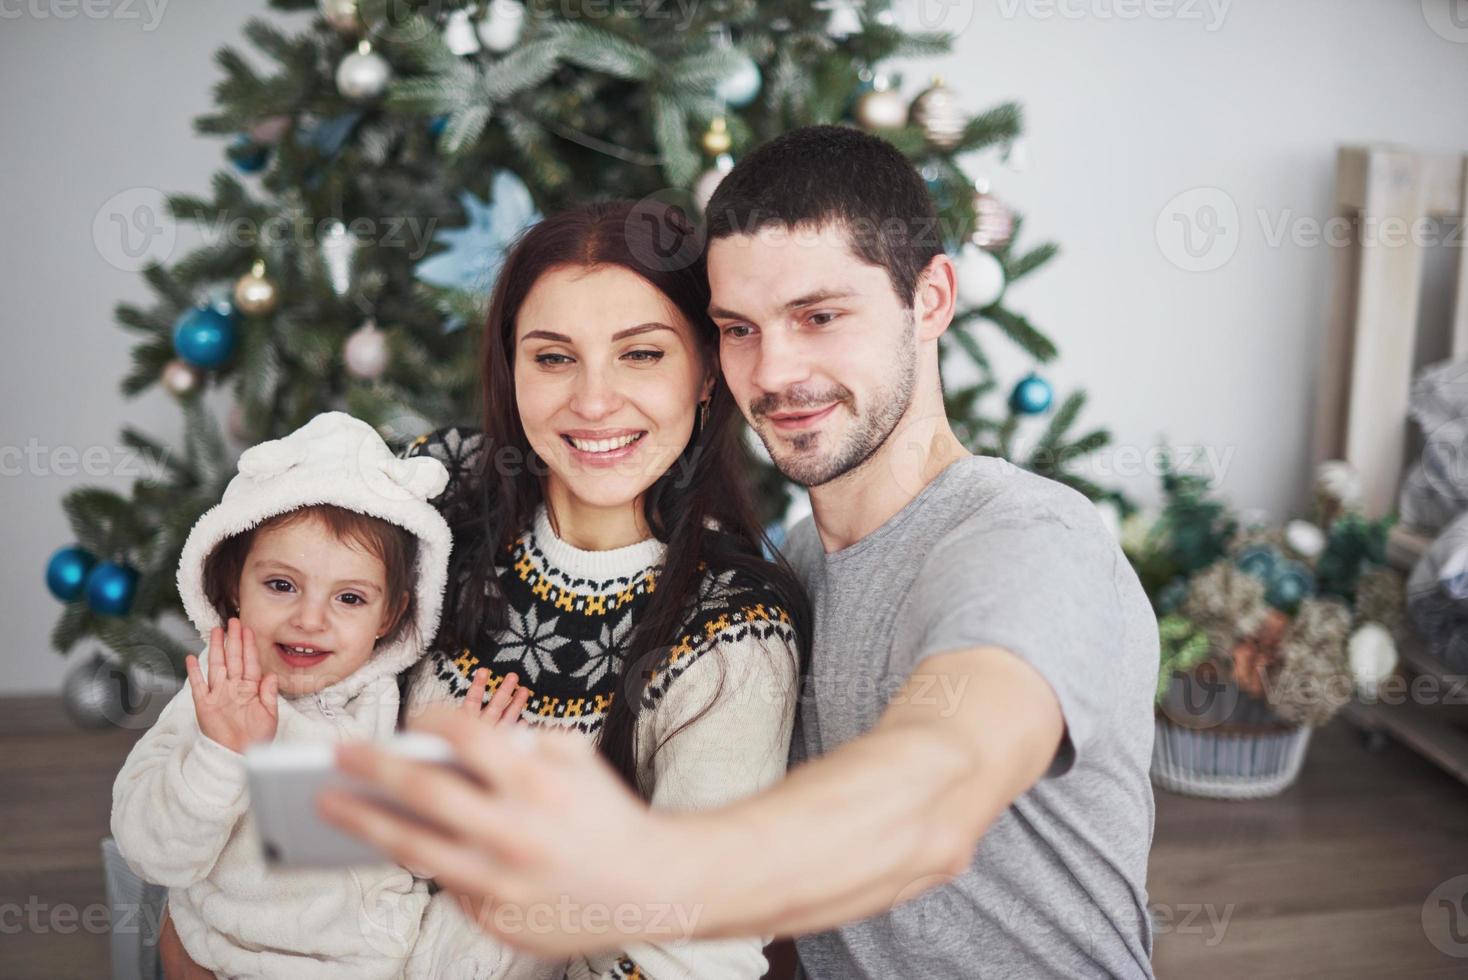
[62,652,137,730]
[955,243,1006,308]
[336,41,391,102]
[444,8,481,56]
[477,0,526,53]
[344,319,390,380]
[695,153,735,210]
[909,77,966,150]
[819,0,864,39]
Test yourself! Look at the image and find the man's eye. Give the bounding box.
[723,324,753,339]
[809,312,838,327]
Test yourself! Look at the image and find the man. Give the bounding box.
[324,125,1159,979]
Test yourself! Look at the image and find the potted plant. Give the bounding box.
[1122,456,1405,799]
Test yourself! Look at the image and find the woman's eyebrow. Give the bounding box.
[520,329,572,344]
[610,322,674,341]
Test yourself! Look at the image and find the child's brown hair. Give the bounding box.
[201,504,419,649]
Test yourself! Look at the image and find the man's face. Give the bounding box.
[709,221,918,488]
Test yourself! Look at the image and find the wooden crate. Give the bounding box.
[1313,144,1468,782]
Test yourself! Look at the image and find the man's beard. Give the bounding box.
[750,326,918,489]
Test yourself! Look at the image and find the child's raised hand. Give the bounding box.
[186,617,279,755]
[461,667,530,728]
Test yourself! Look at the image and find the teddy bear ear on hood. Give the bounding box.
[175,412,455,705]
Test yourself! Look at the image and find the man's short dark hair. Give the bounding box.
[704,125,942,307]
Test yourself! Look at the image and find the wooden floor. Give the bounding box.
[2,696,1465,979]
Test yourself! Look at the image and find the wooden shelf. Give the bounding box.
[1342,633,1468,786]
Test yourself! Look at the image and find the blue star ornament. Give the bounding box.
[415,171,541,297]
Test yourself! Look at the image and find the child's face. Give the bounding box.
[235,515,400,697]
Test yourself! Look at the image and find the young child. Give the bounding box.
[110,411,467,979]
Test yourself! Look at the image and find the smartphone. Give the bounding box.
[245,731,470,869]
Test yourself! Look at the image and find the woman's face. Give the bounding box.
[514,263,712,515]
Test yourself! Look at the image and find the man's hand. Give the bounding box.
[317,708,696,957]
[317,645,1064,955]
[186,618,279,755]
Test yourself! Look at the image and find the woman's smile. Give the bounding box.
[561,428,648,465]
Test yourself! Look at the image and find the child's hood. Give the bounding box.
[176,411,453,704]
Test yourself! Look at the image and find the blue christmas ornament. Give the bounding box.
[716,53,762,108]
[228,135,269,174]
[1009,373,1053,415]
[1234,545,1279,581]
[415,171,541,295]
[85,562,139,617]
[47,546,96,602]
[1265,560,1315,613]
[173,306,237,369]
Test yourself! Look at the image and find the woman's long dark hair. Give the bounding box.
[439,198,811,797]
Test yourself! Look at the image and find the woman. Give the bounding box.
[161,198,810,979]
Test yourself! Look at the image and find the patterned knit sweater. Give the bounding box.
[398,428,802,980]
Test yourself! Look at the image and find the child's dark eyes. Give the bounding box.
[263,578,367,606]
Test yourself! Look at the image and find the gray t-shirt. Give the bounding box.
[782,455,1158,979]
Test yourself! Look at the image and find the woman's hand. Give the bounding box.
[185,617,279,755]
[317,707,696,957]
[461,667,530,728]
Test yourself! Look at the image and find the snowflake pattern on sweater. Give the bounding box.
[399,427,798,739]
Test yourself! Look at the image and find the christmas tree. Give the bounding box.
[48,0,1120,684]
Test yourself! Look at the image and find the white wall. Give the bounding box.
[5,0,1468,693]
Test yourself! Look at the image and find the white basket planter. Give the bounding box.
[1150,670,1313,800]
[1151,717,1312,800]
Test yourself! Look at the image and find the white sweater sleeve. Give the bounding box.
[110,678,251,889]
[572,628,801,980]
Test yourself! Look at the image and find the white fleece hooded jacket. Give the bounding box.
[109,411,454,980]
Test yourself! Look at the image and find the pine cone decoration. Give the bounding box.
[1181,560,1269,660]
[1354,565,1406,636]
[1269,598,1353,726]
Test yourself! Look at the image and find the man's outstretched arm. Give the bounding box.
[677,643,1064,939]
[320,643,1064,957]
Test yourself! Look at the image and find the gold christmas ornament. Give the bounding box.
[319,0,360,34]
[233,260,279,316]
[701,116,732,156]
[161,359,202,397]
[908,76,966,150]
